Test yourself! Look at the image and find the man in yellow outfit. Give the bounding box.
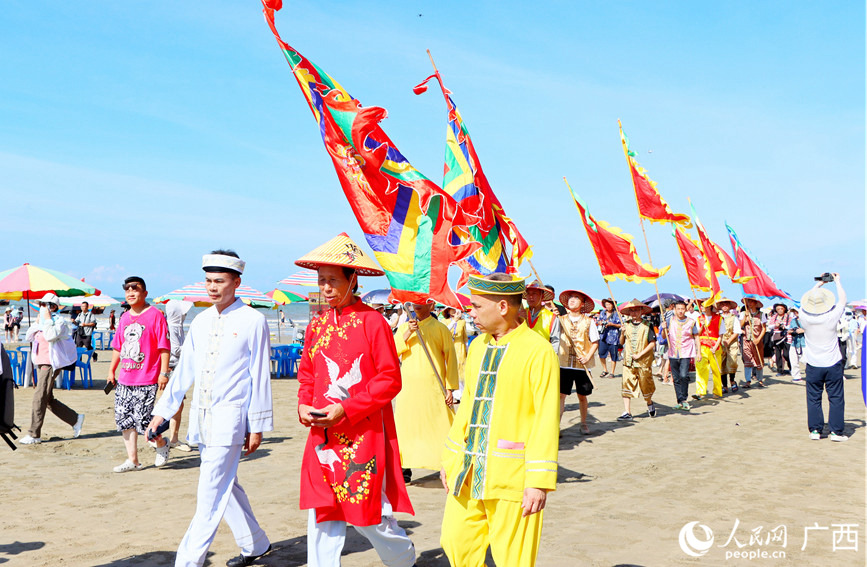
[440,273,560,567]
[524,280,560,353]
[394,303,458,482]
[693,300,724,401]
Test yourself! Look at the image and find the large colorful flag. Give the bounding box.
[673,227,721,302]
[414,69,532,286]
[565,179,670,283]
[619,121,691,228]
[262,1,475,307]
[689,200,751,284]
[725,222,793,301]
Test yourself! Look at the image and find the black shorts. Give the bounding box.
[560,367,593,396]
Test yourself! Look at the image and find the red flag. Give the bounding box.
[689,200,752,284]
[620,121,691,228]
[673,227,721,303]
[262,2,476,307]
[566,180,670,283]
[726,222,793,301]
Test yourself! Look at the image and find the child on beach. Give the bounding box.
[107,276,171,472]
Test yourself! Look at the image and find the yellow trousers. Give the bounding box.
[695,346,722,397]
[441,483,544,567]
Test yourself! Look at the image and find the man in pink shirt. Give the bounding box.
[108,276,171,472]
[665,300,701,411]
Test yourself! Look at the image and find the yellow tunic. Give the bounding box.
[394,316,459,470]
[446,318,468,382]
[441,322,559,567]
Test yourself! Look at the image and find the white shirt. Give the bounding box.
[153,298,273,446]
[800,281,846,368]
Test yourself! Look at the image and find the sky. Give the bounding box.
[1,1,864,305]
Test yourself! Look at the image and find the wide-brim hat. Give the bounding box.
[295,232,385,277]
[742,297,764,309]
[772,303,789,312]
[620,298,652,317]
[524,280,554,302]
[467,274,526,295]
[715,297,738,310]
[600,297,616,308]
[559,290,594,313]
[801,288,835,316]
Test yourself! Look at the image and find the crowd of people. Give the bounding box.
[2,234,859,566]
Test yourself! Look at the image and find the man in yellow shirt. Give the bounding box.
[394,303,458,482]
[440,273,560,567]
[524,280,561,353]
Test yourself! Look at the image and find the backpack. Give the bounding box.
[0,345,20,450]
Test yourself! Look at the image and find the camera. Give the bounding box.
[814,273,834,283]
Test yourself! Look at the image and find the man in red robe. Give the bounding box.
[294,233,416,567]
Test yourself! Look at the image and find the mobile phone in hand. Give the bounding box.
[104,381,115,395]
[310,411,328,418]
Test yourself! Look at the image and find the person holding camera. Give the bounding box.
[799,273,847,441]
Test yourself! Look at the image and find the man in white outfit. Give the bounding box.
[149,250,273,567]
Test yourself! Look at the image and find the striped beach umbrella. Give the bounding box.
[266,289,308,304]
[278,270,318,287]
[0,263,98,301]
[154,283,276,308]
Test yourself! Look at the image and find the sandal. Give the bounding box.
[731,383,739,393]
[580,423,591,435]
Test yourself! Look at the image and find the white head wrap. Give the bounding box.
[202,254,245,274]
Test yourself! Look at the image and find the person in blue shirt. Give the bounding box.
[597,299,622,378]
[788,308,806,382]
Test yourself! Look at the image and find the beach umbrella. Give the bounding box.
[278,270,318,287]
[153,283,276,308]
[0,263,99,324]
[642,292,688,308]
[267,289,308,304]
[60,294,121,307]
[361,288,392,305]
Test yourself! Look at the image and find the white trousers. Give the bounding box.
[789,345,803,381]
[845,334,860,368]
[307,492,415,567]
[175,443,270,567]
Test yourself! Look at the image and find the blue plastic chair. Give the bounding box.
[15,347,32,386]
[75,348,94,388]
[286,344,303,377]
[270,346,283,377]
[92,331,104,350]
[7,350,21,386]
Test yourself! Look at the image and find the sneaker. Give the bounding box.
[809,430,821,440]
[72,414,85,439]
[154,440,171,467]
[792,377,802,382]
[113,459,143,473]
[19,435,42,445]
[829,432,849,442]
[647,404,657,418]
[617,412,633,421]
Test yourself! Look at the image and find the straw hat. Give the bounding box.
[715,297,738,310]
[559,290,594,313]
[295,232,384,277]
[524,280,553,302]
[600,298,615,309]
[801,288,836,316]
[619,299,652,317]
[467,274,526,295]
[742,297,764,309]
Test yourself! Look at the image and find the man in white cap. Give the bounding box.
[148,249,273,567]
[799,273,848,441]
[19,293,84,444]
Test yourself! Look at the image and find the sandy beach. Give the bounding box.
[1,351,864,567]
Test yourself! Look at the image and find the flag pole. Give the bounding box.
[618,120,668,329]
[401,303,455,413]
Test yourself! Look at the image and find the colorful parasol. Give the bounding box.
[278,270,319,287]
[154,283,276,308]
[0,263,98,300]
[267,289,308,304]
